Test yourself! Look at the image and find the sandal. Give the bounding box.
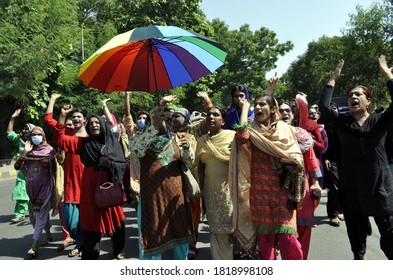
[116,253,125,260]
[26,248,37,258]
[11,216,25,224]
[68,247,81,258]
[57,238,75,251]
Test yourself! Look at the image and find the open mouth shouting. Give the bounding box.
[281,116,290,123]
[72,119,82,127]
[350,99,360,108]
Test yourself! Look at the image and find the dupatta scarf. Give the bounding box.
[194,129,235,167]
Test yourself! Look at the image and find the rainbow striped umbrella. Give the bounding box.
[79,25,227,93]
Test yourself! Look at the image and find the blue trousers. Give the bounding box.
[62,202,82,245]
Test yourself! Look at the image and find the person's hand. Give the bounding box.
[297,91,307,99]
[161,95,177,104]
[378,55,393,80]
[238,99,250,111]
[24,140,33,155]
[101,98,111,107]
[61,104,73,116]
[331,59,344,81]
[99,156,111,168]
[324,159,331,171]
[177,132,190,149]
[196,91,210,102]
[310,181,322,208]
[51,92,61,100]
[267,72,279,92]
[11,109,21,119]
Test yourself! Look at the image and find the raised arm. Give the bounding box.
[238,99,250,126]
[265,72,279,95]
[327,59,344,87]
[319,59,344,123]
[46,93,61,114]
[196,91,213,110]
[379,55,393,124]
[101,98,115,128]
[14,140,33,170]
[378,55,393,81]
[6,109,21,134]
[123,91,137,138]
[159,94,177,110]
[235,99,251,145]
[151,95,177,133]
[59,104,73,125]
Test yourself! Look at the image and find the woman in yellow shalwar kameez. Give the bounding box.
[194,106,236,260]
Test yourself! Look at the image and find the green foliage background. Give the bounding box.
[1,0,392,159]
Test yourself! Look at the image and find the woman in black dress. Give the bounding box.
[319,55,393,260]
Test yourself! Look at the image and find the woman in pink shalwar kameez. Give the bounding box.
[235,93,305,260]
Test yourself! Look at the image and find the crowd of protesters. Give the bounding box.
[5,55,393,260]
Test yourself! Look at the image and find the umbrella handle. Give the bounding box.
[149,44,160,103]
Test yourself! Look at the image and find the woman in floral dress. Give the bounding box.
[234,92,305,260]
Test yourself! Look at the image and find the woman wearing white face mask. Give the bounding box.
[14,126,57,258]
[136,111,149,131]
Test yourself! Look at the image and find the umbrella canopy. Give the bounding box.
[79,25,227,93]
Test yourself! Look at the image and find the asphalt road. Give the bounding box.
[0,177,387,261]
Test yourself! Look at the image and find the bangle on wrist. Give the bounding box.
[233,123,251,131]
[203,99,212,107]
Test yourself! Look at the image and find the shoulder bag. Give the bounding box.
[95,170,125,208]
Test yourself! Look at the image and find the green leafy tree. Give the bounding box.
[283,2,393,109]
[341,2,392,108]
[282,35,348,103]
[210,20,294,106]
[0,0,80,158]
[0,0,80,117]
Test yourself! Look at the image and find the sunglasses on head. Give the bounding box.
[279,108,291,113]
